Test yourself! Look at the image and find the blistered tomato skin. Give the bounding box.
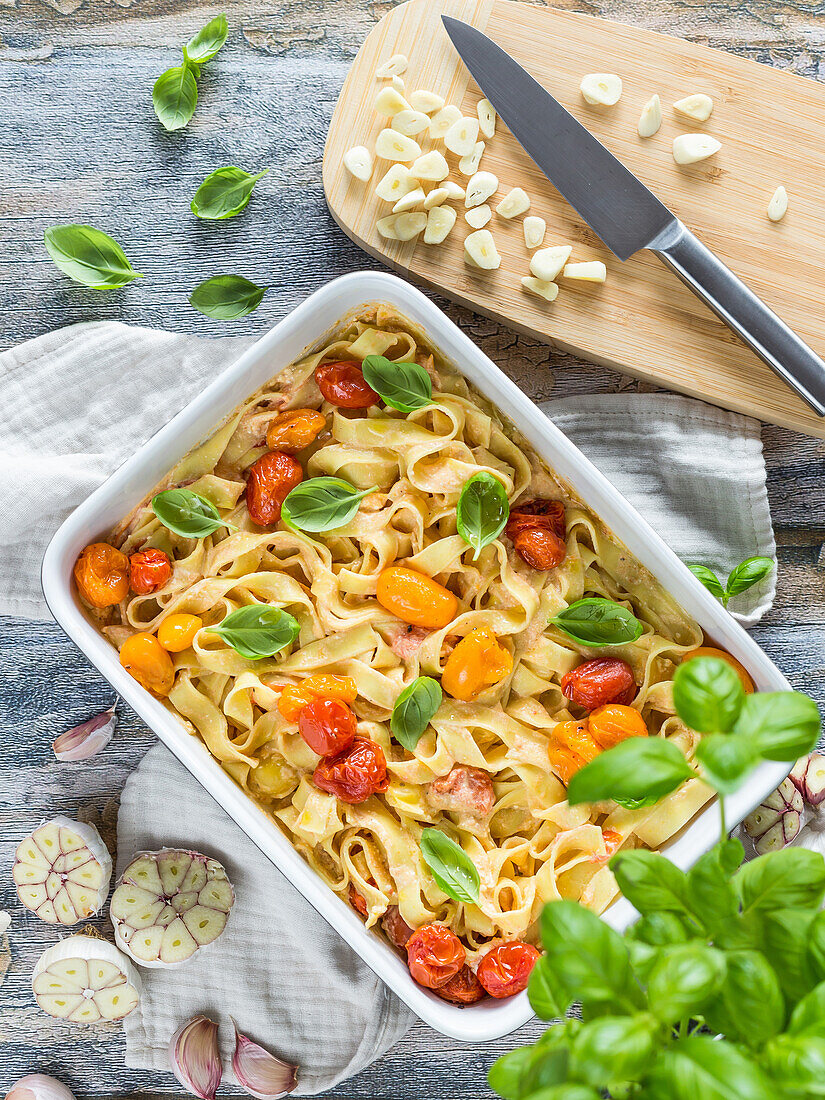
[348,884,368,918]
[512,527,566,571]
[685,646,755,694]
[298,698,358,757]
[406,924,466,989]
[437,964,486,1005]
[129,548,173,595]
[505,499,566,540]
[588,704,648,748]
[315,361,379,409]
[562,658,636,711]
[246,451,303,526]
[313,738,389,804]
[476,942,540,998]
[73,543,129,609]
[266,409,327,453]
[277,675,358,722]
[442,626,513,701]
[119,632,175,697]
[157,613,203,652]
[376,566,458,630]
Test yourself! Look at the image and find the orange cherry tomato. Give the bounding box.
[441,625,513,701]
[277,675,358,722]
[595,827,624,862]
[551,719,600,764]
[246,451,303,526]
[119,632,175,697]
[315,361,379,409]
[313,737,389,804]
[129,548,172,595]
[561,658,637,711]
[266,409,327,454]
[406,924,465,990]
[437,964,485,1005]
[376,566,458,630]
[157,613,203,653]
[73,542,129,609]
[505,499,566,540]
[348,884,368,918]
[547,745,585,786]
[477,942,540,998]
[588,704,648,749]
[299,697,357,757]
[511,527,566,571]
[684,646,754,693]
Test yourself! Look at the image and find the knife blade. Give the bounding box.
[442,15,825,417]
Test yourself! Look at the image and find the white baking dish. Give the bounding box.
[42,272,790,1042]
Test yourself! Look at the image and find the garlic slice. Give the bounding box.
[376,216,400,240]
[424,205,457,244]
[465,204,491,229]
[580,73,622,106]
[374,86,411,117]
[410,150,449,182]
[392,186,426,213]
[674,93,713,122]
[423,187,449,209]
[444,115,480,157]
[496,187,530,219]
[523,216,546,249]
[53,703,117,762]
[170,1015,222,1100]
[638,94,662,138]
[232,1020,299,1098]
[767,185,788,223]
[459,141,485,176]
[410,89,444,114]
[429,104,462,140]
[477,98,496,138]
[110,848,235,968]
[521,276,559,302]
[374,163,415,202]
[386,212,427,240]
[375,129,421,163]
[391,109,429,137]
[441,180,466,200]
[672,133,721,165]
[5,1076,77,1100]
[563,260,607,282]
[14,816,112,925]
[32,934,141,1022]
[391,75,405,93]
[375,54,408,79]
[530,245,572,282]
[464,229,501,270]
[465,170,498,208]
[343,146,373,182]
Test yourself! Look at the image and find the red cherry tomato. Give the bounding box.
[437,964,485,1005]
[298,697,357,757]
[476,942,540,999]
[561,658,636,711]
[348,884,368,918]
[246,451,303,526]
[315,361,379,409]
[505,499,566,540]
[313,737,389,804]
[382,905,414,951]
[129,548,173,595]
[405,924,465,989]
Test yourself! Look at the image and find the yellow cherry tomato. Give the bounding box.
[376,566,458,630]
[277,674,358,722]
[441,625,513,701]
[120,632,175,697]
[157,613,203,653]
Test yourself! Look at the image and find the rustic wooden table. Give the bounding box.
[2,0,825,1096]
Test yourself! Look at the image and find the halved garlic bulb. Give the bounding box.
[32,934,141,1022]
[744,777,803,854]
[110,848,235,968]
[232,1020,299,1099]
[423,205,456,244]
[5,1075,77,1100]
[13,817,112,925]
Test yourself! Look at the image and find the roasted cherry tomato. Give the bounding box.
[266,408,327,453]
[129,548,172,595]
[382,905,414,951]
[588,704,648,748]
[277,674,357,722]
[684,646,754,694]
[73,542,129,609]
[437,964,486,1005]
[157,613,203,652]
[511,527,566,571]
[313,737,389,804]
[476,942,540,999]
[441,625,513,701]
[406,924,465,989]
[119,632,175,697]
[376,565,458,630]
[547,745,585,786]
[551,719,601,764]
[561,658,636,711]
[315,361,379,409]
[246,451,303,526]
[595,827,624,862]
[505,499,566,540]
[348,884,368,918]
[299,697,358,757]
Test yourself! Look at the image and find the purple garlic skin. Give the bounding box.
[232,1019,298,1099]
[790,753,825,807]
[744,778,804,855]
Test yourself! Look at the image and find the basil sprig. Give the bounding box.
[456,472,509,559]
[191,167,270,220]
[281,477,374,533]
[361,355,433,412]
[687,555,774,608]
[211,604,299,659]
[44,225,143,289]
[152,488,229,538]
[391,677,442,751]
[551,597,644,647]
[183,13,229,63]
[189,275,267,319]
[419,828,480,905]
[153,14,227,132]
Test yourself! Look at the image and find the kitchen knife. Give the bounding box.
[442,15,825,417]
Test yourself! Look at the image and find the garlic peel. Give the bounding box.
[53,703,116,761]
[170,1015,222,1100]
[14,816,112,925]
[32,934,141,1022]
[5,1076,77,1100]
[232,1020,298,1099]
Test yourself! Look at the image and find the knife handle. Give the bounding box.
[650,221,825,417]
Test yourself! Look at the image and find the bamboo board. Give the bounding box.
[323,0,825,438]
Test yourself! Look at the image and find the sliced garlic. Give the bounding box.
[391,75,405,94]
[530,245,572,282]
[638,94,662,138]
[767,185,788,223]
[410,89,445,114]
[377,212,427,241]
[444,115,480,157]
[674,93,713,122]
[343,146,373,182]
[170,1015,222,1100]
[563,260,607,282]
[441,180,466,200]
[464,229,501,270]
[410,150,449,182]
[14,816,112,925]
[375,129,421,163]
[429,104,462,140]
[374,163,415,202]
[465,170,498,208]
[52,703,117,762]
[459,141,485,176]
[232,1020,299,1098]
[477,98,496,138]
[32,935,141,1023]
[5,1075,77,1100]
[110,848,235,968]
[423,187,449,209]
[523,216,546,249]
[391,109,430,137]
[496,187,530,219]
[580,73,622,106]
[392,186,426,213]
[672,133,721,165]
[0,910,10,934]
[465,204,491,229]
[376,215,400,240]
[521,276,559,302]
[424,205,457,244]
[375,54,408,79]
[374,86,411,117]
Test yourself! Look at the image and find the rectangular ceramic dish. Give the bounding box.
[42,272,791,1041]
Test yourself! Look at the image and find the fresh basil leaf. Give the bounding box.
[645,1037,775,1100]
[152,487,228,538]
[672,655,744,733]
[280,476,374,533]
[516,1088,599,1100]
[686,562,726,600]
[189,274,266,319]
[646,943,726,1023]
[725,555,774,602]
[567,737,693,807]
[808,910,825,985]
[762,1035,825,1095]
[191,166,269,220]
[737,848,825,915]
[419,828,480,905]
[613,794,661,810]
[732,691,821,762]
[550,598,644,647]
[761,907,819,1005]
[184,13,228,63]
[152,63,198,131]
[390,677,442,751]
[695,733,760,795]
[628,912,692,947]
[789,980,825,1038]
[361,354,433,412]
[210,603,299,660]
[456,472,509,560]
[626,938,659,984]
[702,950,784,1047]
[528,955,571,1020]
[610,849,692,920]
[44,225,142,289]
[570,1014,656,1087]
[684,838,743,933]
[515,1035,572,1098]
[488,1047,535,1100]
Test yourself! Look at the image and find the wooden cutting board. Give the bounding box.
[323,0,825,438]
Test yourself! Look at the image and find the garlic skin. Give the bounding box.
[790,752,825,805]
[5,1076,77,1100]
[232,1020,298,1099]
[53,704,116,762]
[32,934,141,1023]
[169,1015,222,1100]
[743,777,803,854]
[13,816,112,925]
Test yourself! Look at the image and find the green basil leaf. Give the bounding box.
[152,487,228,538]
[672,655,745,733]
[737,848,825,915]
[761,907,819,1005]
[361,354,433,412]
[152,63,198,131]
[517,1088,599,1100]
[190,166,269,220]
[390,677,442,751]
[789,980,825,1038]
[44,225,142,289]
[627,912,692,947]
[647,943,726,1023]
[808,910,825,985]
[762,1035,825,1095]
[702,950,785,1047]
[550,598,644,647]
[725,555,774,601]
[512,1039,572,1100]
[626,938,659,984]
[686,562,726,600]
[419,828,480,905]
[695,733,760,795]
[210,604,299,660]
[528,955,571,1020]
[456,472,509,559]
[184,13,228,63]
[612,794,661,810]
[488,1047,535,1100]
[645,1037,775,1100]
[567,737,693,807]
[570,1014,657,1087]
[280,476,374,533]
[610,849,693,921]
[732,691,821,762]
[189,274,266,319]
[683,838,743,934]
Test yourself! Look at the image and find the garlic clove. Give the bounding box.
[428,104,462,140]
[638,94,662,138]
[232,1020,298,1099]
[580,73,622,106]
[375,53,408,79]
[767,185,788,223]
[441,180,466,200]
[563,260,607,283]
[423,205,456,245]
[496,187,531,219]
[5,1075,77,1100]
[530,245,572,283]
[477,98,496,139]
[672,133,721,165]
[375,129,421,163]
[53,704,117,762]
[409,150,449,182]
[444,115,480,157]
[391,75,405,94]
[465,204,491,229]
[523,216,546,250]
[464,229,501,270]
[392,186,426,213]
[374,163,415,203]
[374,86,411,117]
[32,934,141,1022]
[170,1015,222,1100]
[423,187,449,210]
[521,276,559,302]
[744,777,804,854]
[458,141,485,177]
[673,93,714,122]
[464,170,498,208]
[13,816,112,925]
[391,109,430,137]
[410,89,445,115]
